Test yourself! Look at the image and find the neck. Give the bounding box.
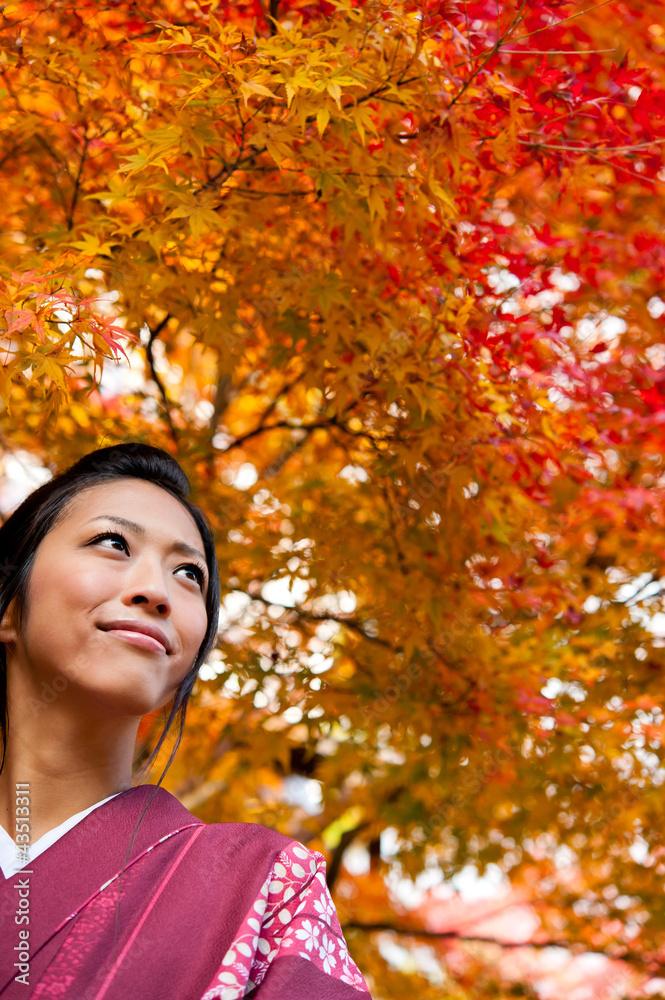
[0,674,139,843]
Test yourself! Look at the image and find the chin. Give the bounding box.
[83,672,177,718]
[89,690,165,718]
[56,653,186,717]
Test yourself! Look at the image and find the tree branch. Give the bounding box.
[208,372,234,432]
[294,607,395,648]
[326,823,371,892]
[145,316,178,444]
[262,428,311,478]
[449,2,527,108]
[217,417,322,453]
[342,922,664,970]
[218,409,389,456]
[66,135,89,231]
[227,589,396,648]
[257,0,279,35]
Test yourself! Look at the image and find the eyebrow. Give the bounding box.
[84,515,208,571]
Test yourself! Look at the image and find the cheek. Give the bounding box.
[173,594,208,662]
[29,561,113,616]
[184,604,209,655]
[23,564,119,655]
[26,571,92,636]
[167,608,207,692]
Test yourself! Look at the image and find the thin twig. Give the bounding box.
[462,0,473,70]
[224,188,313,198]
[510,0,616,43]
[520,137,665,153]
[521,140,657,183]
[66,135,90,231]
[501,47,616,54]
[228,589,396,648]
[449,2,527,109]
[216,374,305,447]
[457,0,617,67]
[343,922,664,970]
[381,481,409,578]
[218,417,333,453]
[145,316,178,444]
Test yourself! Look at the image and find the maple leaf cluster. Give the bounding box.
[2,0,665,995]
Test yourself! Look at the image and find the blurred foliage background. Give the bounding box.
[3,0,665,994]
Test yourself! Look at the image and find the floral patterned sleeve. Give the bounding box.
[200,841,371,999]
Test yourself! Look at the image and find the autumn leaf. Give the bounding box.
[2,1,665,995]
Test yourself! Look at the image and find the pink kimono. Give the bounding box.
[0,785,371,998]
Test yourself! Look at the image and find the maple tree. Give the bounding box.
[2,0,665,995]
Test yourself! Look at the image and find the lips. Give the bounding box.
[98,620,172,654]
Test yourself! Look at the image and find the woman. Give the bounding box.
[0,444,370,999]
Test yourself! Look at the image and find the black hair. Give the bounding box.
[0,442,220,776]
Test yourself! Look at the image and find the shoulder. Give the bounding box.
[140,786,294,854]
[143,785,326,881]
[201,820,294,850]
[200,822,330,909]
[201,821,325,876]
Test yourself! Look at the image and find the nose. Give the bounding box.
[122,557,172,617]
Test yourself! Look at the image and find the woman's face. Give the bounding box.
[1,479,210,718]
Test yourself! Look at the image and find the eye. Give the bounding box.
[177,563,206,590]
[89,531,129,553]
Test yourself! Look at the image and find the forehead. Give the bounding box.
[54,479,205,550]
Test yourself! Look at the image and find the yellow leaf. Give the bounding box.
[316,107,330,137]
[350,105,378,145]
[367,186,386,221]
[427,177,456,218]
[321,806,365,849]
[68,234,118,257]
[327,81,342,109]
[239,80,276,107]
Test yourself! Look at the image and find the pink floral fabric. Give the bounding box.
[200,841,369,998]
